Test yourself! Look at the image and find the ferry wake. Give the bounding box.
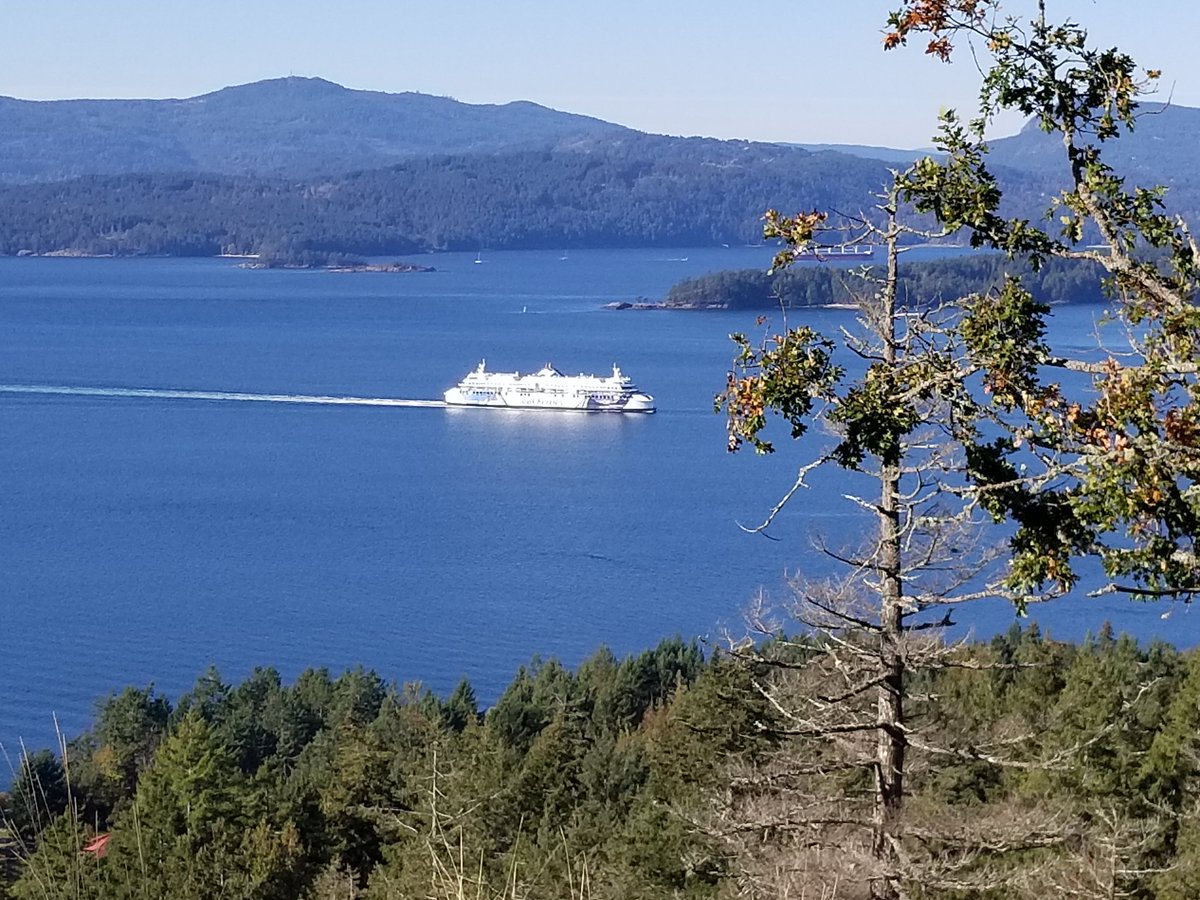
[0,384,444,408]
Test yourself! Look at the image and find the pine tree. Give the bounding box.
[98,711,302,899]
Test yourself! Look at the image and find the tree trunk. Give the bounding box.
[872,205,906,900]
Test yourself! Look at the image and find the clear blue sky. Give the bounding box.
[1,1,1194,147]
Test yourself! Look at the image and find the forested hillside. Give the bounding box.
[6,628,1200,899]
[6,123,1197,258]
[0,138,897,256]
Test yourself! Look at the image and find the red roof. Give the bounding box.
[82,834,110,857]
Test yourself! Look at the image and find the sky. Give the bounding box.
[1,1,1196,148]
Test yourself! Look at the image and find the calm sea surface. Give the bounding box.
[1,248,1195,756]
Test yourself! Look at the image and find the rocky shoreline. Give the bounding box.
[603,300,727,311]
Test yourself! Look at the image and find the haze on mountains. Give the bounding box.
[0,76,633,182]
[1,77,1196,258]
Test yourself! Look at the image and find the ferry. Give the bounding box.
[792,244,875,260]
[444,361,656,413]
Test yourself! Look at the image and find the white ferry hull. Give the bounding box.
[444,387,655,413]
[443,361,656,413]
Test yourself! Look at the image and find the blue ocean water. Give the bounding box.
[1,248,1194,756]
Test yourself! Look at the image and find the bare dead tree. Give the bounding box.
[710,171,1178,898]
[703,0,1200,895]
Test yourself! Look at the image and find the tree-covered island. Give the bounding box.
[640,253,1108,310]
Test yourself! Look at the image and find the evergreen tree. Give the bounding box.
[76,685,170,814]
[9,812,100,900]
[98,711,303,899]
[440,678,480,734]
[5,750,68,845]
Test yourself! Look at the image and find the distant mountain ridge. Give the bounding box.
[785,142,936,164]
[984,102,1200,190]
[1,79,1198,258]
[0,77,632,182]
[5,77,1196,191]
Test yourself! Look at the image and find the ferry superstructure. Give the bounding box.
[792,244,875,260]
[444,361,656,413]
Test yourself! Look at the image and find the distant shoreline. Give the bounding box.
[604,300,859,311]
[239,260,436,274]
[7,251,437,273]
